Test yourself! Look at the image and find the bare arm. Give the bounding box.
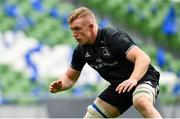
[49,66,81,93]
[116,46,151,93]
[126,46,151,81]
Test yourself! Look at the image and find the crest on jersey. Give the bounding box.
[102,47,110,56]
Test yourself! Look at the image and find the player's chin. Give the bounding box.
[76,39,83,44]
[78,41,86,45]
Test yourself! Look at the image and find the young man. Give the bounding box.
[49,7,162,118]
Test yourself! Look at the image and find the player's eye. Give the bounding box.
[74,27,81,31]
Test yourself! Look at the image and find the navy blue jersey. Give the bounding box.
[71,27,160,85]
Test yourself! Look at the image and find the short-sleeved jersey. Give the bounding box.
[71,27,160,85]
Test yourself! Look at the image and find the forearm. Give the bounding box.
[59,74,77,91]
[49,67,80,93]
[59,67,80,91]
[129,55,150,81]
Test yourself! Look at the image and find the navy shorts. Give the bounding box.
[98,80,159,114]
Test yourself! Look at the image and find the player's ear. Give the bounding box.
[89,24,94,30]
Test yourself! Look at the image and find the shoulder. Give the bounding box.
[73,45,83,56]
[102,27,127,39]
[103,27,123,35]
[72,45,85,59]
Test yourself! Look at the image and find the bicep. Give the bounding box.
[126,46,150,63]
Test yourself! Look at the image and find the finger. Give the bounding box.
[116,81,126,90]
[115,84,120,92]
[53,81,60,87]
[50,81,57,87]
[53,83,58,88]
[119,81,128,93]
[49,85,53,90]
[115,83,123,92]
[49,88,53,93]
[50,82,54,87]
[50,88,58,93]
[118,84,125,94]
[50,90,56,93]
[49,83,55,90]
[122,83,131,93]
[49,82,58,93]
[49,88,55,93]
[116,82,123,93]
[49,85,55,91]
[118,87,123,93]
[127,83,135,92]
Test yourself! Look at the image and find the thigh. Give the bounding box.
[133,81,159,104]
[98,85,134,114]
[93,97,120,117]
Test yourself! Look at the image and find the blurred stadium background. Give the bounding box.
[0,0,180,118]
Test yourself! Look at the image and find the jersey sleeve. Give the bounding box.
[71,45,86,71]
[107,28,136,57]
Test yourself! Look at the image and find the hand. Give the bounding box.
[115,79,137,93]
[49,80,62,93]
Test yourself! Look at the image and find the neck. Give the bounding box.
[90,26,98,44]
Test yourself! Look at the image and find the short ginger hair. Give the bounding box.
[67,7,96,24]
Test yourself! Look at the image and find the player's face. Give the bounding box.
[70,18,92,45]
